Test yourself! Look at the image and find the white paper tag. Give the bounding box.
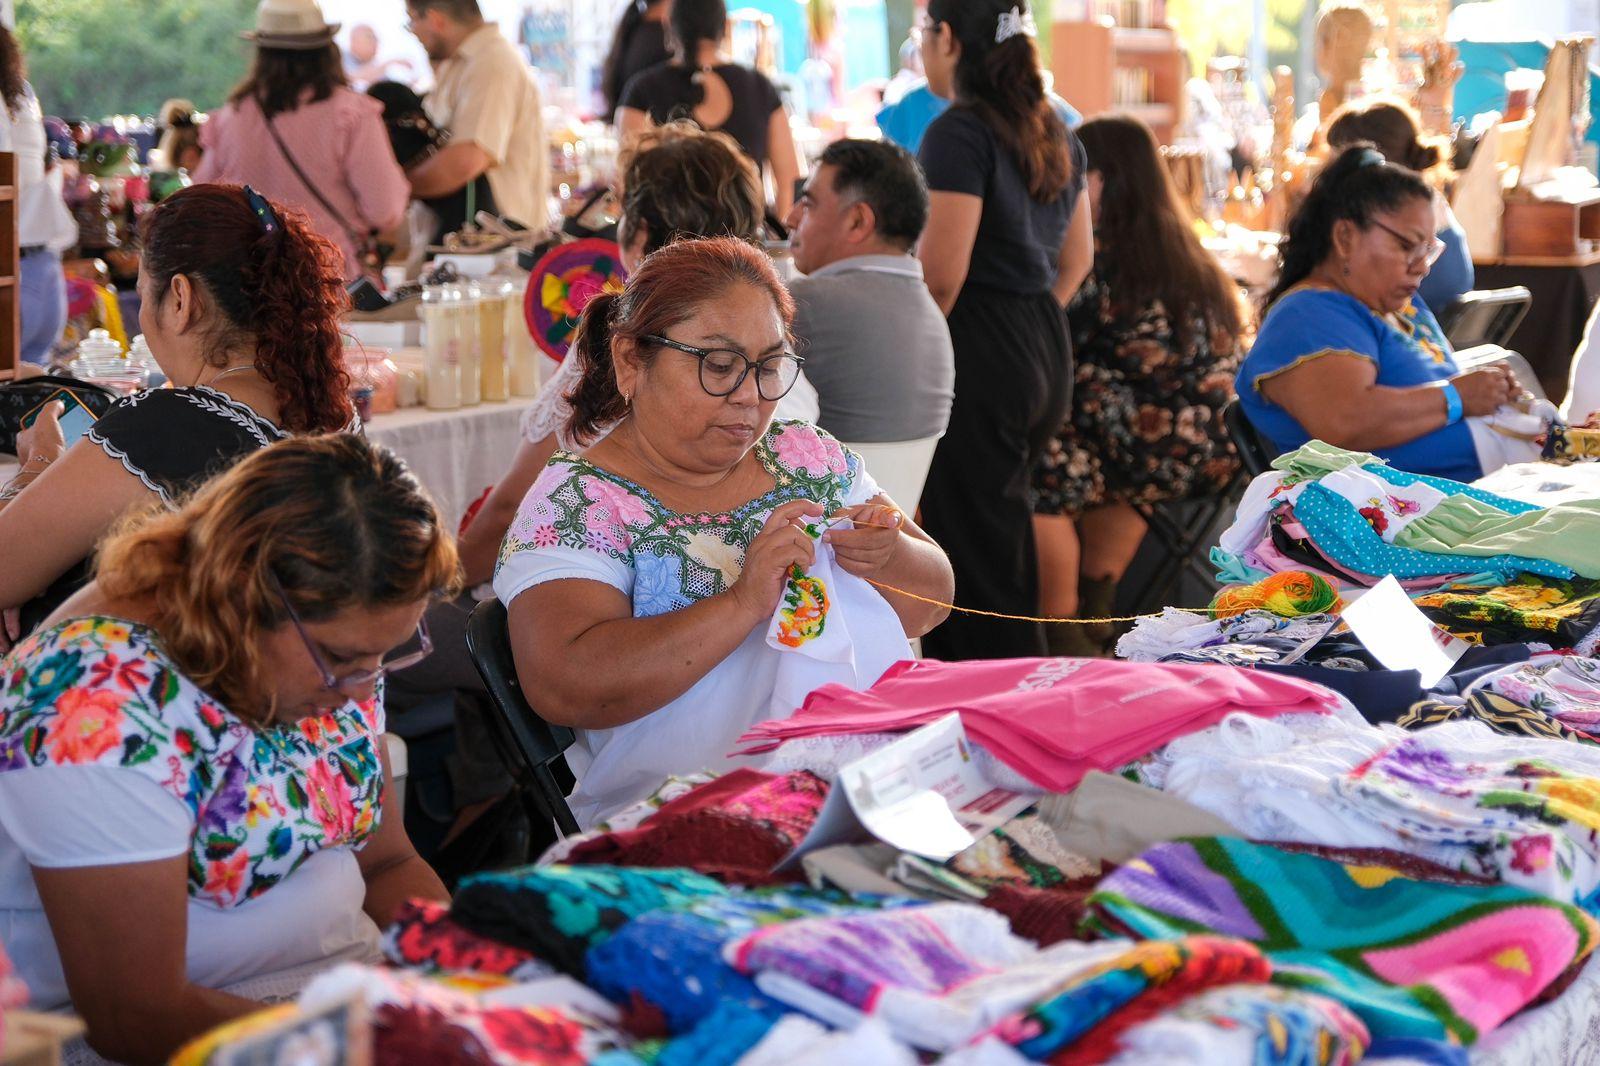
[1342,574,1469,688]
[773,714,1031,869]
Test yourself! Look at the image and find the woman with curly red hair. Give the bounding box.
[0,183,358,652]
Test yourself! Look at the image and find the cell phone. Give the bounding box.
[21,388,98,448]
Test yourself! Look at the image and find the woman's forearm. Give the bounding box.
[89,984,259,1066]
[516,589,764,730]
[1301,383,1452,451]
[869,530,954,637]
[362,853,447,928]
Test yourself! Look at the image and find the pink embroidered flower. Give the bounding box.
[1511,835,1553,875]
[772,425,842,476]
[532,524,559,548]
[585,477,650,528]
[306,758,356,841]
[203,849,249,905]
[46,687,125,764]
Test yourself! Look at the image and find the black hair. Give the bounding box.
[926,0,1070,202]
[230,43,346,120]
[669,0,727,59]
[1265,142,1434,310]
[602,0,667,116]
[0,27,23,117]
[817,138,929,250]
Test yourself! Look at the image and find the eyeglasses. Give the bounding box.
[1369,219,1446,270]
[643,334,806,401]
[273,579,432,698]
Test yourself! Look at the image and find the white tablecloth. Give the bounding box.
[365,400,531,526]
[1474,460,1600,507]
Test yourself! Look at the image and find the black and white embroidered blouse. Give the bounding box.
[86,385,291,505]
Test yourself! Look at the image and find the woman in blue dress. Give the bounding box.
[1237,143,1521,483]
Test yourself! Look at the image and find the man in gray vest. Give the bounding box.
[786,139,955,443]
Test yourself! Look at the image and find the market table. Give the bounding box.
[364,399,532,527]
[1471,252,1600,404]
[1473,459,1600,506]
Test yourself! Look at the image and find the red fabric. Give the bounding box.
[982,882,1100,947]
[564,770,829,885]
[460,486,494,536]
[384,898,547,978]
[736,658,1340,792]
[1051,936,1273,1065]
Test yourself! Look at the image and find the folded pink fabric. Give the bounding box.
[736,658,1339,792]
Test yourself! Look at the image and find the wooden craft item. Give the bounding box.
[1452,119,1504,259]
[1520,35,1594,189]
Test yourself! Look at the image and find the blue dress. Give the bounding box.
[1237,287,1481,483]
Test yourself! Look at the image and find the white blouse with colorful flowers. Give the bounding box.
[0,617,388,1009]
[494,420,912,829]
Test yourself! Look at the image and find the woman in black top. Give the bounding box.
[601,0,672,120]
[916,0,1093,661]
[616,0,801,218]
[0,185,357,652]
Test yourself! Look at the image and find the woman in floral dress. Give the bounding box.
[495,237,955,828]
[1031,115,1245,653]
[0,435,458,1063]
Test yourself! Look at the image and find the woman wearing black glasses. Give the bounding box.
[0,435,457,1064]
[495,236,952,829]
[1238,142,1522,482]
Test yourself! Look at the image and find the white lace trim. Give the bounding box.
[86,424,176,506]
[86,387,286,506]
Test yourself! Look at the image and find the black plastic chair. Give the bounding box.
[1223,398,1279,479]
[1437,286,1533,350]
[464,599,580,838]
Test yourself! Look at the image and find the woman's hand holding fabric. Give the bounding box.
[1453,365,1518,417]
[730,499,824,622]
[825,500,905,580]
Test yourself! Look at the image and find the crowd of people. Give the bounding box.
[0,0,1579,1060]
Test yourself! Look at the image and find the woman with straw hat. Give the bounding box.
[195,0,409,280]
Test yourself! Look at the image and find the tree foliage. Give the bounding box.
[17,0,257,119]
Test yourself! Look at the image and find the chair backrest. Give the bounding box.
[464,599,580,836]
[1439,287,1533,350]
[1222,398,1278,479]
[842,435,942,511]
[1454,344,1548,401]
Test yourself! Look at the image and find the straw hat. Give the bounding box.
[241,0,341,50]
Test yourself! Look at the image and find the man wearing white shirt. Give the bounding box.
[403,0,548,233]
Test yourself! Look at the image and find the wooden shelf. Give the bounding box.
[1052,7,1186,144]
[1118,102,1177,124]
[0,152,16,374]
[1114,27,1176,53]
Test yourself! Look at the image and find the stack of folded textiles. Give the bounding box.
[736,657,1340,792]
[1086,837,1599,1047]
[555,769,829,886]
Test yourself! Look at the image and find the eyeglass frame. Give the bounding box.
[1367,218,1446,270]
[272,577,433,697]
[641,333,807,401]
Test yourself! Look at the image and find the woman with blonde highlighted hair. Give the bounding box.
[0,434,458,1064]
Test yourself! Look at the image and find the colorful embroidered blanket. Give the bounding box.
[449,865,727,976]
[1086,838,1600,1044]
[989,935,1271,1063]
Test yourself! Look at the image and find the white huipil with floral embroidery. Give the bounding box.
[494,421,912,828]
[0,617,387,1009]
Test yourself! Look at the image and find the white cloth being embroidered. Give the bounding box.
[493,421,909,828]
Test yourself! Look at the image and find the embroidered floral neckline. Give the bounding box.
[551,423,790,525]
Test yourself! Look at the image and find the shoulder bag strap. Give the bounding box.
[261,114,374,248]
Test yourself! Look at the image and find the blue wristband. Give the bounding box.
[1440,381,1464,425]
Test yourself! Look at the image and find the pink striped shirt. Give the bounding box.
[195,89,409,279]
